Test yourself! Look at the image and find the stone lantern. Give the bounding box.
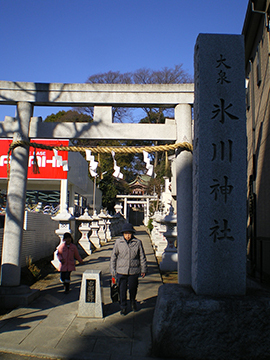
[98,209,107,243]
[105,211,112,241]
[160,177,173,215]
[51,205,74,269]
[90,210,101,248]
[113,203,125,235]
[76,208,93,255]
[159,205,178,272]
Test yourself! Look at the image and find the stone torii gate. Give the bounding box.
[116,194,158,225]
[0,81,194,290]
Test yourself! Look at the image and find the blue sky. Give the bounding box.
[0,0,248,121]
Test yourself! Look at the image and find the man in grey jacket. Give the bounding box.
[110,223,147,315]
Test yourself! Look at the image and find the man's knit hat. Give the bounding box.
[121,223,135,233]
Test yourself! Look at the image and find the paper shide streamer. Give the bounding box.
[85,150,98,177]
[111,151,123,179]
[143,150,153,176]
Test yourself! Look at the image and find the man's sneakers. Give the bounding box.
[120,301,137,315]
[131,300,137,312]
[120,308,127,316]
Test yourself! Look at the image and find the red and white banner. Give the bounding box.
[0,139,69,180]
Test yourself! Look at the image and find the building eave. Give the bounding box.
[242,0,267,69]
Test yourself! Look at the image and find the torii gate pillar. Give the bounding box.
[123,197,127,219]
[0,102,33,287]
[175,104,193,285]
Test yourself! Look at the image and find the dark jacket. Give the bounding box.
[110,235,147,276]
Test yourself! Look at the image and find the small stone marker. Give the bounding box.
[78,270,103,318]
[192,34,246,295]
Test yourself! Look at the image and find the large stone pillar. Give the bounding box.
[192,34,246,295]
[152,35,258,360]
[175,104,193,285]
[1,102,33,287]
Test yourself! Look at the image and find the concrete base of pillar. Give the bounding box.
[152,283,270,360]
[0,285,40,309]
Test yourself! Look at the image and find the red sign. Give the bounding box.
[0,139,69,180]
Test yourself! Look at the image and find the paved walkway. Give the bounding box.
[0,226,165,360]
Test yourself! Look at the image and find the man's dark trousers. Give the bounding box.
[117,274,139,309]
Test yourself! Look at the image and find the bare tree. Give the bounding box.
[75,71,133,123]
[133,64,192,84]
[75,64,192,123]
[132,64,193,167]
[133,64,192,122]
[87,70,132,84]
